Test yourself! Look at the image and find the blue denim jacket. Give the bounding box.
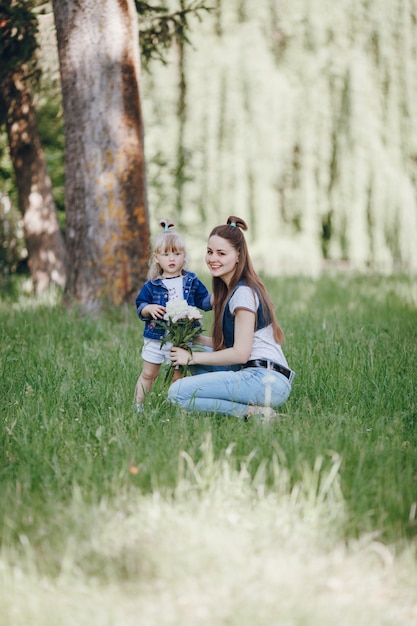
[135,271,212,340]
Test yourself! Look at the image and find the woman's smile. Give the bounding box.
[205,235,239,284]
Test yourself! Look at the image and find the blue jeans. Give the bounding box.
[167,363,293,418]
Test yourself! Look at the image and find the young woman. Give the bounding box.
[168,216,294,419]
[134,219,212,408]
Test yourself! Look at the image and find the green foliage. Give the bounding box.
[0,134,25,285]
[136,0,212,66]
[140,0,417,273]
[0,0,41,129]
[0,0,39,82]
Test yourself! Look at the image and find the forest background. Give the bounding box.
[1,0,417,291]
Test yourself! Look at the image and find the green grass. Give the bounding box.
[1,274,416,625]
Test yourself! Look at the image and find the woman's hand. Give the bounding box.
[170,346,192,367]
[142,304,166,319]
[169,309,254,368]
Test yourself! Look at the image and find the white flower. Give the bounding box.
[186,305,203,321]
[158,300,205,382]
[164,299,202,323]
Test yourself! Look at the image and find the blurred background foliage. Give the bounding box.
[1,0,417,283]
[139,0,417,275]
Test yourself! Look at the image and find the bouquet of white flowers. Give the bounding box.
[158,299,204,381]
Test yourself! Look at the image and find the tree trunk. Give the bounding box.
[1,68,67,293]
[52,0,150,310]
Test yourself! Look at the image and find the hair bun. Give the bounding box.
[227,216,248,231]
[159,219,176,232]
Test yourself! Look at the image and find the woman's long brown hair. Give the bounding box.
[209,216,285,350]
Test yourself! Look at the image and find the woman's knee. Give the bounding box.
[168,378,193,406]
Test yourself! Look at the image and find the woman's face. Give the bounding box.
[205,235,239,285]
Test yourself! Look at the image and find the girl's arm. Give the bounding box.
[170,308,255,366]
[141,304,166,319]
[192,277,212,311]
[136,282,166,320]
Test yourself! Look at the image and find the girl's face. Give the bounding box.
[155,248,185,277]
[205,235,239,286]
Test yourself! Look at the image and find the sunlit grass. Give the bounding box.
[0,437,416,625]
[1,273,416,624]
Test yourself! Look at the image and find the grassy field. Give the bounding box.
[1,274,416,625]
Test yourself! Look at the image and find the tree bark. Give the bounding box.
[52,0,150,310]
[0,68,67,293]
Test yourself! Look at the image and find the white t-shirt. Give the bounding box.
[162,276,183,301]
[228,285,288,366]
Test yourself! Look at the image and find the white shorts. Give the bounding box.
[141,338,173,365]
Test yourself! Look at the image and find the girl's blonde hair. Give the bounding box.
[147,219,189,280]
[209,215,285,350]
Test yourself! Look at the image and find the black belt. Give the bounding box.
[242,359,292,380]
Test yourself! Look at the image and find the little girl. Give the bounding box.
[134,220,212,408]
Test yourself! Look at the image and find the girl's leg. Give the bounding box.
[134,361,162,403]
[172,368,182,382]
[168,368,291,418]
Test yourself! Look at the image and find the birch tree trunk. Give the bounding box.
[52,0,149,310]
[0,68,67,293]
